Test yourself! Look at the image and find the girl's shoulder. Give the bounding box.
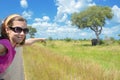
[0,39,10,44]
[0,39,12,48]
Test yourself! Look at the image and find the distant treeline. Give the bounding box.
[47,37,120,45]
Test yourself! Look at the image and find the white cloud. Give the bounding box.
[112,5,120,23]
[55,13,68,22]
[22,10,33,19]
[32,17,58,29]
[20,0,28,8]
[88,2,96,6]
[31,16,94,39]
[34,18,42,22]
[42,16,50,22]
[54,0,95,23]
[34,16,50,22]
[102,25,120,39]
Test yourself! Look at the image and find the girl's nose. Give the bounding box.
[20,31,25,35]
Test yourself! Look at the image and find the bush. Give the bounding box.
[99,39,105,45]
[48,37,53,41]
[64,38,72,42]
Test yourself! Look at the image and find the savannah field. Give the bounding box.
[23,40,120,80]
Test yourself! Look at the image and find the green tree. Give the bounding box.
[71,6,113,44]
[118,34,120,37]
[28,26,37,38]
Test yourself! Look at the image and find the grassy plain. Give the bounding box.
[23,40,120,80]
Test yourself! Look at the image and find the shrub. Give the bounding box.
[64,38,72,42]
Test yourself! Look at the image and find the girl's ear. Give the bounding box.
[5,27,10,34]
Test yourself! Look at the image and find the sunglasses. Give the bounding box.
[9,27,29,34]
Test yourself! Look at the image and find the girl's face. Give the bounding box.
[6,21,28,46]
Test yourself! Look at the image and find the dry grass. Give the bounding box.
[23,41,120,80]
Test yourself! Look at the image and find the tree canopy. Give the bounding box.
[71,6,113,44]
[28,26,37,38]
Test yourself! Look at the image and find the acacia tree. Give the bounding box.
[71,6,113,44]
[28,26,37,38]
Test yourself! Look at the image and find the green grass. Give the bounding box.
[23,40,120,80]
[46,40,120,69]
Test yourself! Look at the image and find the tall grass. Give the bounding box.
[23,40,120,80]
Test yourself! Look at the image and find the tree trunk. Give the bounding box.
[90,26,102,45]
[95,31,100,45]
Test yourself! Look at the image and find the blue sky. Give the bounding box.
[0,0,120,40]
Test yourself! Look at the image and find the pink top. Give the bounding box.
[0,39,16,74]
